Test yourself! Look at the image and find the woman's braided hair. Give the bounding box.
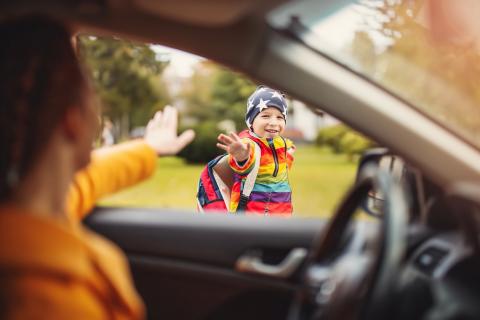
[0,15,87,200]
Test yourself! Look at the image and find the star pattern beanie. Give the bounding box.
[245,86,288,128]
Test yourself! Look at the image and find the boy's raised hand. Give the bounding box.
[217,132,251,162]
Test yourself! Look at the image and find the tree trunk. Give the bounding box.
[120,113,130,141]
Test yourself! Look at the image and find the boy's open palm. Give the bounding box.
[217,132,251,162]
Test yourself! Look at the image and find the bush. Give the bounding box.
[316,124,375,159]
[178,121,224,163]
[316,124,348,153]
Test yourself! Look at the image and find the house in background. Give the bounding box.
[286,100,339,143]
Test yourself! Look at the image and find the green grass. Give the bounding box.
[99,146,357,218]
[289,146,357,217]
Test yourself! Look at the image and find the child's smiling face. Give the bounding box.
[251,107,286,138]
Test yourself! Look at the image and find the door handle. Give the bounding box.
[235,248,308,278]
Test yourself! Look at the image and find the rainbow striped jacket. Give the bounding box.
[228,130,295,215]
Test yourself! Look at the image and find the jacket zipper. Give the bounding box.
[268,139,279,177]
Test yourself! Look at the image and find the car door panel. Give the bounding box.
[84,208,326,319]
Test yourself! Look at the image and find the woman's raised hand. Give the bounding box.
[144,105,195,156]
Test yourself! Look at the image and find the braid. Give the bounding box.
[0,40,36,198]
[19,43,55,181]
[0,15,86,200]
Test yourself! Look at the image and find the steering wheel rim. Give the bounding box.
[291,164,409,320]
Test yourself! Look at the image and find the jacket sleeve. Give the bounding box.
[66,140,157,221]
[286,138,295,170]
[228,138,257,176]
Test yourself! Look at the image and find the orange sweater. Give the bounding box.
[0,140,157,319]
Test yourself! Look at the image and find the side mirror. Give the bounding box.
[356,148,406,217]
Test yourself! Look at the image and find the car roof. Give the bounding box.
[1,0,285,68]
[3,0,285,26]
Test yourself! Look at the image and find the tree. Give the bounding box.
[354,1,480,143]
[209,67,257,132]
[178,63,257,163]
[78,36,171,138]
[180,61,217,124]
[181,62,256,132]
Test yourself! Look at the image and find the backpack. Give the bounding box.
[196,142,261,213]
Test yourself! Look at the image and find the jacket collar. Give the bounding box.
[246,130,284,144]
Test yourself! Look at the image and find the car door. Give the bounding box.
[84,208,327,319]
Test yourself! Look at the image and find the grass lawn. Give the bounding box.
[100,145,357,218]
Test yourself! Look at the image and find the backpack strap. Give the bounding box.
[281,137,288,169]
[236,140,261,212]
[212,156,231,207]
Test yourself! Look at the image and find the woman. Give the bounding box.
[0,15,194,319]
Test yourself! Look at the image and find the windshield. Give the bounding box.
[270,0,480,149]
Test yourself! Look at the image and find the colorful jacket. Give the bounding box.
[228,130,295,215]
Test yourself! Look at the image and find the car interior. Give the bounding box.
[2,0,480,319]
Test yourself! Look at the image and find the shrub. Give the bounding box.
[339,131,375,160]
[316,124,375,158]
[178,121,224,163]
[316,124,348,153]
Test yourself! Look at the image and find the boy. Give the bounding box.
[217,86,295,216]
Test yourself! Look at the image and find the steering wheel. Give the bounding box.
[289,164,409,320]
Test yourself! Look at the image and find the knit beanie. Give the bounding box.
[245,86,288,128]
